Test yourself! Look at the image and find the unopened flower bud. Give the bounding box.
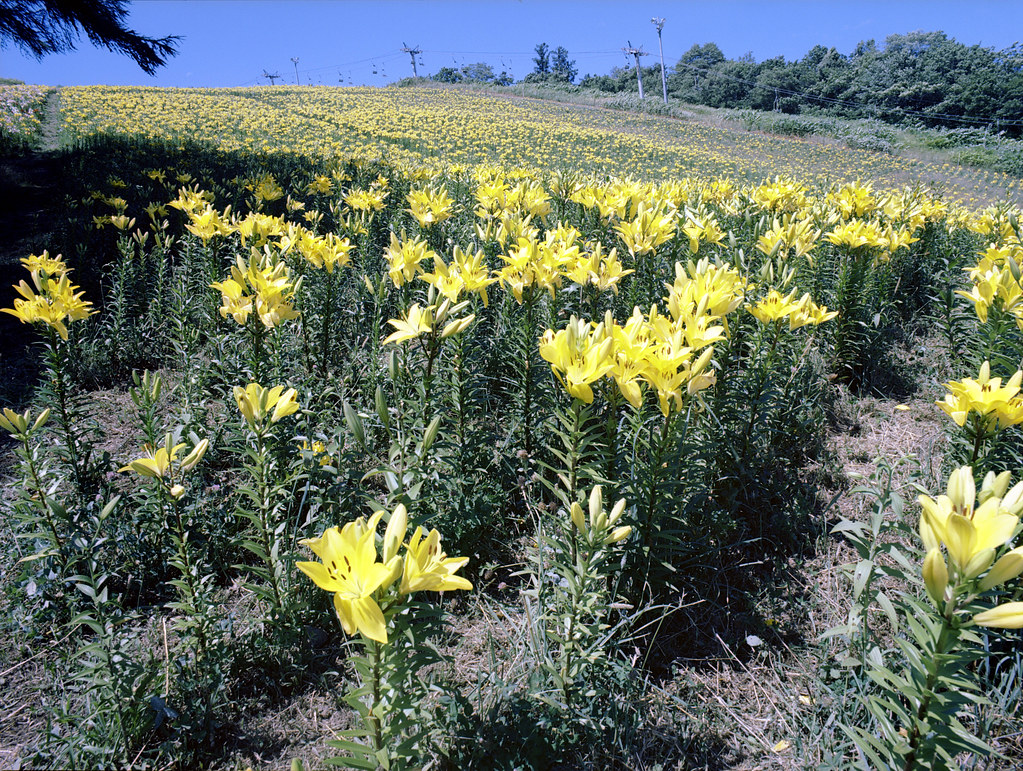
[570,502,586,534]
[973,601,1023,629]
[383,505,408,562]
[947,466,975,513]
[1001,481,1023,517]
[383,555,404,588]
[923,548,948,607]
[980,547,1023,591]
[33,408,51,431]
[588,486,604,531]
[607,498,626,528]
[179,438,209,473]
[964,547,996,579]
[605,525,632,545]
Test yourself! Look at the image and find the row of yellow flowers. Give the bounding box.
[57,85,1020,207]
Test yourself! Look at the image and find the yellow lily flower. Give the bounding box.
[297,511,400,643]
[538,316,615,404]
[746,288,804,325]
[234,383,300,427]
[383,303,434,345]
[937,361,1023,430]
[918,466,1023,578]
[3,267,95,340]
[399,525,472,595]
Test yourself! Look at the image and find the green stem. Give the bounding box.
[422,336,439,411]
[255,428,284,615]
[643,411,673,551]
[320,272,333,376]
[170,489,208,661]
[523,293,536,461]
[561,558,581,707]
[968,415,988,469]
[20,433,65,554]
[742,320,783,452]
[903,608,958,771]
[604,383,620,484]
[369,637,384,758]
[566,400,586,571]
[46,328,86,498]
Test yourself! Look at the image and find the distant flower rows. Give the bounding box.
[56,84,1018,206]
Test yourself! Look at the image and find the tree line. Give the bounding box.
[579,32,1023,136]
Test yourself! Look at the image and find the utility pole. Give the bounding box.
[263,70,281,85]
[623,41,648,99]
[291,57,300,85]
[651,17,668,105]
[402,43,422,78]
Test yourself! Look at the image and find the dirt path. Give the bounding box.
[37,86,62,152]
[0,87,63,267]
[0,87,63,404]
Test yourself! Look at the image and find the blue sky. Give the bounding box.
[2,0,1021,88]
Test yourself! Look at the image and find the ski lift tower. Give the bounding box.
[651,17,668,105]
[623,41,648,99]
[402,43,422,78]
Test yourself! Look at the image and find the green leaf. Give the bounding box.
[875,591,900,632]
[852,560,873,600]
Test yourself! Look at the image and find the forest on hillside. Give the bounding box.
[438,32,1023,137]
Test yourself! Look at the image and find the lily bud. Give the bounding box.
[923,548,949,607]
[605,525,632,545]
[234,384,257,425]
[607,498,626,528]
[0,408,26,435]
[383,555,404,588]
[947,466,975,512]
[33,407,51,431]
[441,314,475,338]
[964,547,996,579]
[570,502,587,534]
[383,504,408,562]
[980,470,1012,503]
[588,486,604,532]
[980,547,1023,591]
[973,601,1023,629]
[1001,481,1023,517]
[375,385,390,430]
[422,416,441,452]
[169,484,186,500]
[387,350,399,382]
[179,438,209,473]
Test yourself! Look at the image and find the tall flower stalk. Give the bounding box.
[297,505,471,769]
[233,382,300,624]
[3,254,96,499]
[837,466,1023,769]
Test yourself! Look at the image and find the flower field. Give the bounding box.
[3,84,1023,769]
[0,84,52,150]
[58,84,1021,206]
